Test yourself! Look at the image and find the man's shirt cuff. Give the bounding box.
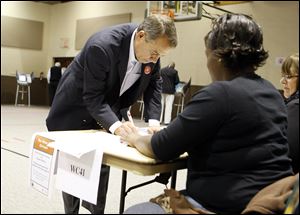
[109,121,122,134]
[148,119,160,127]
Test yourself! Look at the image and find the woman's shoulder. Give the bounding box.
[193,81,230,99]
[203,80,241,93]
[286,91,299,106]
[287,97,299,114]
[289,98,299,105]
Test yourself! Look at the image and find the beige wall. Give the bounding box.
[162,1,299,88]
[1,1,50,77]
[46,1,147,65]
[1,1,299,89]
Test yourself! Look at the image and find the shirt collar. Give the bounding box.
[129,28,138,65]
[285,90,299,104]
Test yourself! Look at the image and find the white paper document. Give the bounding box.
[47,131,121,157]
[29,134,57,197]
[55,149,103,204]
[138,127,166,136]
[48,131,120,204]
[138,127,150,136]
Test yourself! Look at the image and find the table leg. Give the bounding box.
[119,170,127,214]
[171,171,177,189]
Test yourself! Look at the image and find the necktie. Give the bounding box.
[119,61,141,96]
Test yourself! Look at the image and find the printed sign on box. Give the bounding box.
[29,135,57,197]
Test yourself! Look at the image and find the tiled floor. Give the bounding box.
[1,105,187,214]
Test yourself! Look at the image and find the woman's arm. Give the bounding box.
[122,132,157,159]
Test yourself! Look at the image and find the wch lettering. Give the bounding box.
[70,164,85,177]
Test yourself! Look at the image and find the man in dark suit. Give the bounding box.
[46,14,177,214]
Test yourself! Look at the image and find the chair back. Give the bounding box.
[182,77,192,96]
[175,82,185,94]
[173,77,192,116]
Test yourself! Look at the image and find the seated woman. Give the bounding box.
[280,53,299,173]
[122,13,293,214]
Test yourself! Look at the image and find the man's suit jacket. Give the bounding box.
[46,23,162,131]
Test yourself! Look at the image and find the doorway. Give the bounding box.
[53,57,74,68]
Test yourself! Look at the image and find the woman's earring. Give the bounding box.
[218,58,222,63]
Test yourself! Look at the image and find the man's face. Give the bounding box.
[134,30,172,64]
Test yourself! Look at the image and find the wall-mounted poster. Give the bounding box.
[147,1,202,21]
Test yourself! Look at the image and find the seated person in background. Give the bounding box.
[160,62,180,125]
[122,13,293,214]
[280,53,299,173]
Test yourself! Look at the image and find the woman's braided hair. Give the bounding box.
[205,13,269,72]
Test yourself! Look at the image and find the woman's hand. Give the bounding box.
[120,127,140,148]
[121,128,156,159]
[147,126,162,134]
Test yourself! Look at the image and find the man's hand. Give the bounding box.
[114,121,137,138]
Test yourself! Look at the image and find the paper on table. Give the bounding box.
[30,130,123,204]
[50,131,120,204]
[48,131,121,158]
[138,126,167,136]
[55,149,103,205]
[138,127,150,136]
[29,134,57,197]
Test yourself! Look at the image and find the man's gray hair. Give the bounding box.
[137,14,178,48]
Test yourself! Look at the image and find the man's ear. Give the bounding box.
[136,30,145,39]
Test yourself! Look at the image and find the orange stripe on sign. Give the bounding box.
[33,135,55,155]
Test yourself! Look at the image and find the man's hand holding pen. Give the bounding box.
[116,110,162,149]
[114,121,137,138]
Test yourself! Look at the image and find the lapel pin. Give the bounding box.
[144,65,151,75]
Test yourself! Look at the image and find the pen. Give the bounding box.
[127,110,135,126]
